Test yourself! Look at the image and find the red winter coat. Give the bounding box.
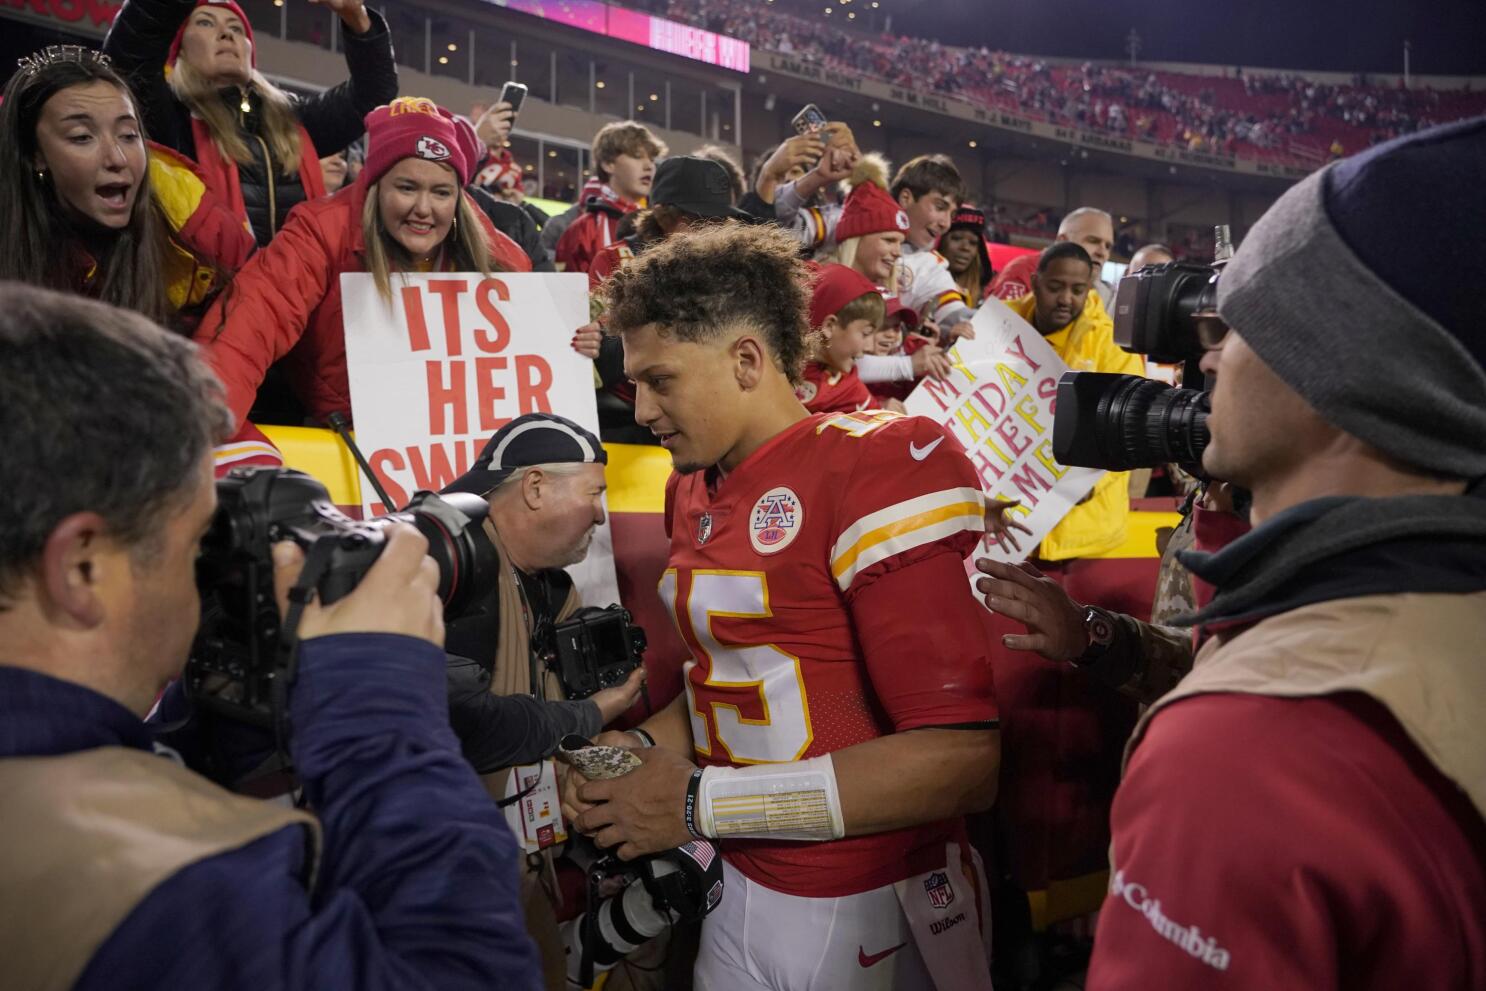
[195,178,530,428]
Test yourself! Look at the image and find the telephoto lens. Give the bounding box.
[1053,372,1211,471]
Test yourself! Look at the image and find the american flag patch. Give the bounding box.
[680,840,716,871]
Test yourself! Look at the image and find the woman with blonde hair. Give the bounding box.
[103,0,397,247]
[195,98,530,429]
[829,155,906,293]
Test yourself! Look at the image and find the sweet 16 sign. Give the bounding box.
[341,271,619,600]
[904,298,1104,563]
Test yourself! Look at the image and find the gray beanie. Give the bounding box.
[1216,115,1486,479]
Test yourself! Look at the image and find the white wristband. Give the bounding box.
[695,755,845,842]
[856,354,916,383]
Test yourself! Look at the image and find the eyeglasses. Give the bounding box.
[1195,316,1230,352]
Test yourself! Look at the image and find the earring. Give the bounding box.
[34,169,47,182]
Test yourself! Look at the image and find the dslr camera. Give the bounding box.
[1052,226,1233,472]
[187,467,497,726]
[534,606,647,700]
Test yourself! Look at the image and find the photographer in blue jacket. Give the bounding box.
[0,283,541,991]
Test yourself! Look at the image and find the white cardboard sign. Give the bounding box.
[341,271,619,603]
[904,297,1104,563]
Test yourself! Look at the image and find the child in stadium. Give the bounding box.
[866,293,937,407]
[825,157,955,397]
[554,119,667,273]
[795,263,884,414]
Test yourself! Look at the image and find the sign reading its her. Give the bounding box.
[341,272,594,512]
[341,272,619,601]
[904,298,1104,563]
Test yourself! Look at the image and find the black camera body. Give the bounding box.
[1110,261,1225,363]
[1053,231,1231,473]
[537,605,647,700]
[188,467,497,726]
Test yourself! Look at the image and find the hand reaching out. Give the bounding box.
[590,666,646,725]
[983,497,1033,554]
[911,343,953,381]
[973,558,1088,662]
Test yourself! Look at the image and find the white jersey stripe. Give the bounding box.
[830,487,985,565]
[212,442,283,467]
[830,486,985,590]
[833,511,986,590]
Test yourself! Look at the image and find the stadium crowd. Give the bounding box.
[631,0,1486,163]
[1,2,1484,989]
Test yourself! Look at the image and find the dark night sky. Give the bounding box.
[825,0,1486,76]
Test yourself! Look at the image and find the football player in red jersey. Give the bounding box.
[565,223,1002,991]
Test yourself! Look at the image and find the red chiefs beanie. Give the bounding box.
[836,180,910,242]
[808,263,881,330]
[167,0,255,72]
[362,98,474,188]
[881,290,920,330]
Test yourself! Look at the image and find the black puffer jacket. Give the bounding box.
[467,186,554,272]
[103,0,398,246]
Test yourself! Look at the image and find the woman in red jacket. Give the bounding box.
[195,97,531,428]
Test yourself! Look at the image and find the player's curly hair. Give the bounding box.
[601,222,814,386]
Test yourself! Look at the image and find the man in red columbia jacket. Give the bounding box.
[1088,117,1486,990]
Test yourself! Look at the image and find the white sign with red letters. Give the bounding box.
[341,271,619,603]
[904,298,1104,563]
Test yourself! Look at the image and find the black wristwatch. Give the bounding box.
[1070,606,1118,668]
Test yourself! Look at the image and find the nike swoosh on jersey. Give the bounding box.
[858,942,908,968]
[909,436,944,461]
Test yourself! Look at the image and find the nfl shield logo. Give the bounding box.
[697,512,713,545]
[924,871,955,910]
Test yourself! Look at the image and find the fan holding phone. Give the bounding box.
[473,81,528,153]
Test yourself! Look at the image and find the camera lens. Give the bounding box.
[385,491,499,618]
[1099,378,1211,470]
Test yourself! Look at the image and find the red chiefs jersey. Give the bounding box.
[211,420,283,478]
[794,362,874,414]
[661,410,996,897]
[587,239,637,290]
[989,253,1036,301]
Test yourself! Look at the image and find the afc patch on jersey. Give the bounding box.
[750,486,802,555]
[924,871,955,910]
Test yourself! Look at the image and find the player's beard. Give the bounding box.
[667,440,707,475]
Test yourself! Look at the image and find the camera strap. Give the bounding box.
[271,540,341,770]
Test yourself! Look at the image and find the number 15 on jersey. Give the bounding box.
[659,569,814,765]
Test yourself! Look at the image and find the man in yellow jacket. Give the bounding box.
[990,242,1149,966]
[1005,243,1146,561]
